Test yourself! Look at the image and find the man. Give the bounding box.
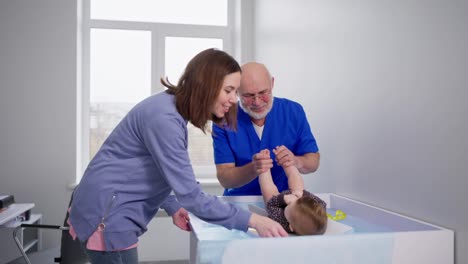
[212,62,320,196]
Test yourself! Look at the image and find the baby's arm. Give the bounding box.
[274,147,304,197]
[283,194,298,205]
[258,149,280,204]
[284,165,304,197]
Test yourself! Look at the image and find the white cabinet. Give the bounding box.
[16,214,43,250]
[0,203,42,263]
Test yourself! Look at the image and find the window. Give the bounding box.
[78,0,238,182]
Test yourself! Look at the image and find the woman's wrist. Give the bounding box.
[248,213,260,229]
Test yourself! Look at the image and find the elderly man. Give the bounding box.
[212,62,320,196]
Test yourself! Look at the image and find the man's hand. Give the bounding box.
[248,213,289,237]
[273,145,298,168]
[171,207,191,231]
[252,150,274,174]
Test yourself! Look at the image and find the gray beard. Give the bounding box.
[239,97,274,120]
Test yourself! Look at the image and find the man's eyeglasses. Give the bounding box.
[240,90,271,103]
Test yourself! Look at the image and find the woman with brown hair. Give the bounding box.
[68,48,288,264]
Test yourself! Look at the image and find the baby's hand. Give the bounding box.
[259,149,270,157]
[283,194,298,205]
[291,189,304,198]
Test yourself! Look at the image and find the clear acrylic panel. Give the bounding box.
[91,0,228,26]
[89,28,151,159]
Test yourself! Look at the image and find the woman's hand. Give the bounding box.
[248,213,288,237]
[171,207,191,231]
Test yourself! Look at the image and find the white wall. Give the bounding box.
[2,0,467,263]
[0,0,78,253]
[254,0,468,263]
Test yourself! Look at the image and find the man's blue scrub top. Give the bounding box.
[212,97,319,196]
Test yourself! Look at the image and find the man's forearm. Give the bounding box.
[216,163,258,189]
[296,152,320,174]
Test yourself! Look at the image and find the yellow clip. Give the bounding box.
[327,209,346,221]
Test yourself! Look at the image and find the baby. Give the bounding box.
[258,148,327,235]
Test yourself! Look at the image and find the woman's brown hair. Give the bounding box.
[161,48,241,133]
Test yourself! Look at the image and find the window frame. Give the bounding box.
[77,0,240,182]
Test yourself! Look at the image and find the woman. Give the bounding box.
[69,48,288,263]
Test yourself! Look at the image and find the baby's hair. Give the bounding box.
[291,196,328,235]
